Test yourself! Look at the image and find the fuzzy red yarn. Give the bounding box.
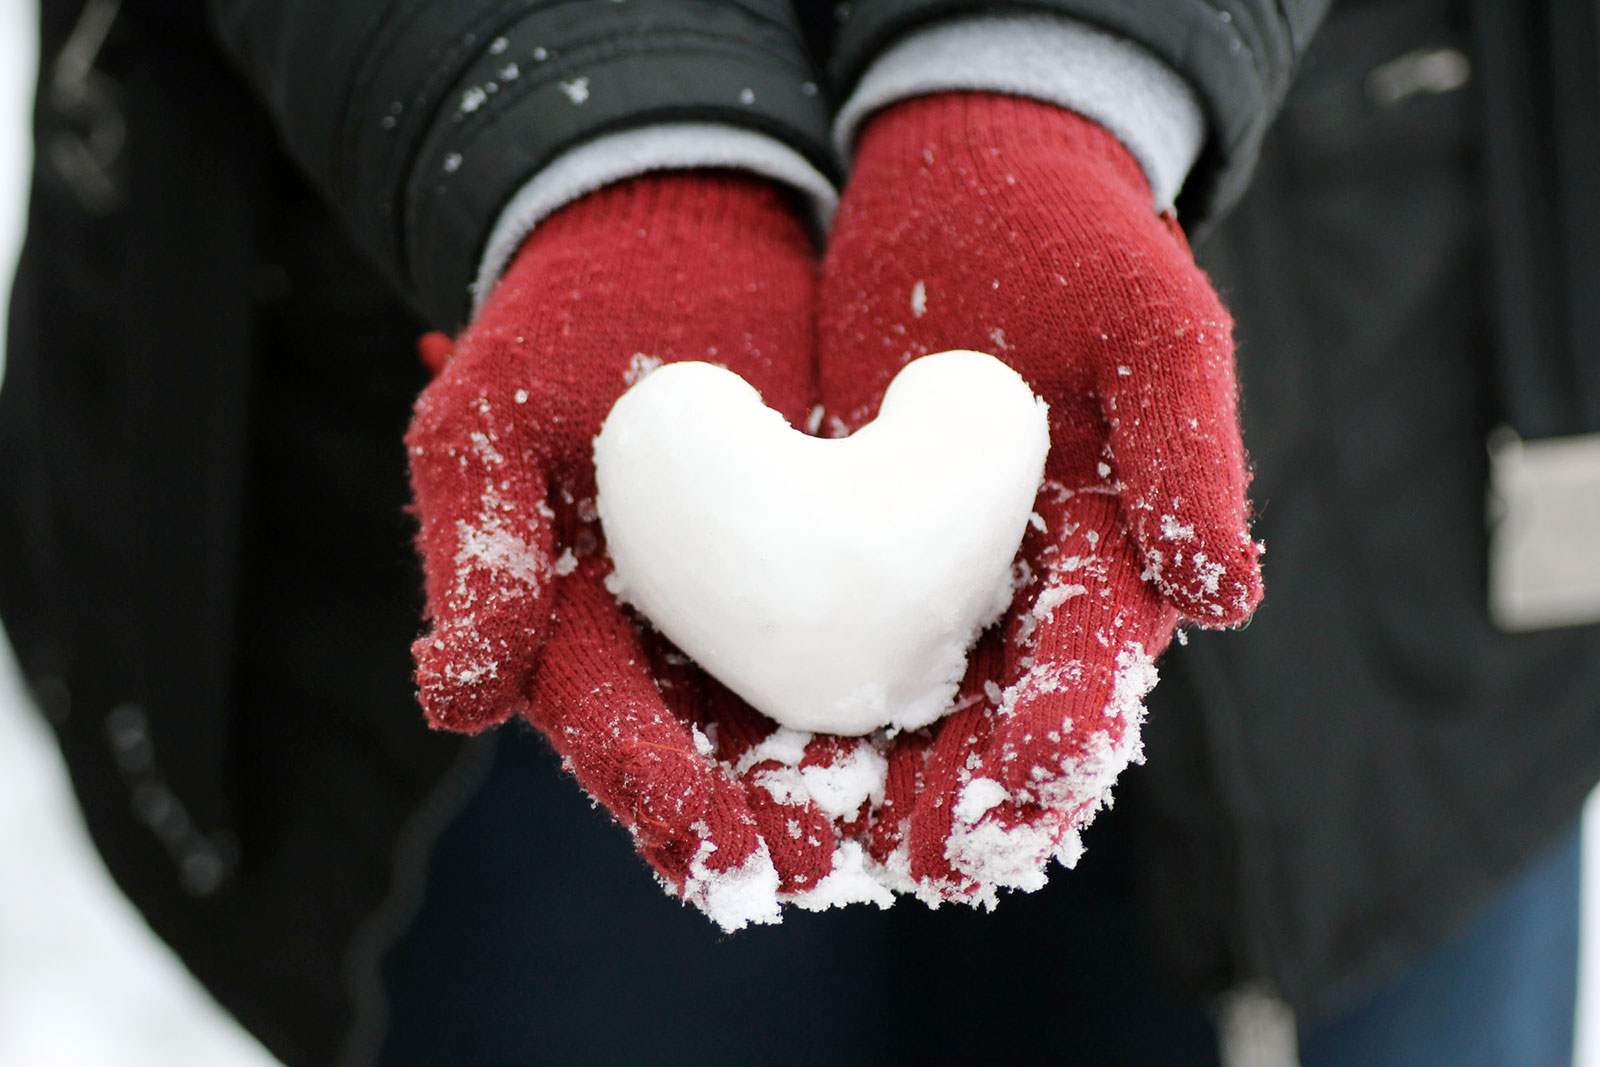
[406,172,837,900]
[821,93,1264,898]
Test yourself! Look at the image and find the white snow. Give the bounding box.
[943,642,1155,908]
[944,784,1057,904]
[0,10,1597,1057]
[733,725,812,770]
[740,731,888,822]
[623,351,662,385]
[1160,514,1195,541]
[453,517,544,589]
[678,825,782,932]
[0,634,287,1067]
[0,7,271,1062]
[952,775,1009,824]
[786,840,896,911]
[594,351,1049,735]
[558,77,590,104]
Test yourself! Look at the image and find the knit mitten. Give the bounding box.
[819,93,1262,903]
[407,172,840,926]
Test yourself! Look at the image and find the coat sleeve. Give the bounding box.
[829,0,1332,230]
[203,0,836,328]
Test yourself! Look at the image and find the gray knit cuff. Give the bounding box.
[835,15,1206,210]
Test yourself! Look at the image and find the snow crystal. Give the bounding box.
[951,776,1007,824]
[751,741,887,821]
[459,85,487,113]
[937,642,1157,905]
[944,779,1055,904]
[488,36,508,54]
[738,87,756,105]
[1035,581,1087,619]
[453,519,544,590]
[1160,515,1195,541]
[499,63,520,81]
[552,548,578,576]
[786,841,896,912]
[442,152,462,173]
[623,352,662,385]
[910,280,927,317]
[447,661,497,686]
[734,727,811,772]
[1192,552,1225,595]
[680,829,781,932]
[1011,578,1088,653]
[1054,827,1085,869]
[559,78,589,104]
[992,660,1078,723]
[467,429,504,466]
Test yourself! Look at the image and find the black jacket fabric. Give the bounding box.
[829,0,1331,231]
[1141,0,1600,1014]
[204,0,837,329]
[2,0,1597,1063]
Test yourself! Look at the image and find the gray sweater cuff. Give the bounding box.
[473,123,838,316]
[834,15,1206,210]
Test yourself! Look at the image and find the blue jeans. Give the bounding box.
[377,728,1581,1066]
[1299,824,1580,1067]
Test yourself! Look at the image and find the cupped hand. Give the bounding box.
[818,93,1263,905]
[406,172,881,927]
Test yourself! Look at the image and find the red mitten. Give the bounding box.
[819,93,1263,904]
[407,172,846,926]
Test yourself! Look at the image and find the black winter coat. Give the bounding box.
[1,0,1596,1063]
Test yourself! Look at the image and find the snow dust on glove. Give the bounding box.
[818,93,1263,906]
[406,172,886,928]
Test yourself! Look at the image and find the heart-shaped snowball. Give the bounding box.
[594,350,1049,736]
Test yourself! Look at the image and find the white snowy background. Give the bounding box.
[0,1,1593,1063]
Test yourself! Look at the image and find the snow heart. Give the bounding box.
[594,350,1050,735]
